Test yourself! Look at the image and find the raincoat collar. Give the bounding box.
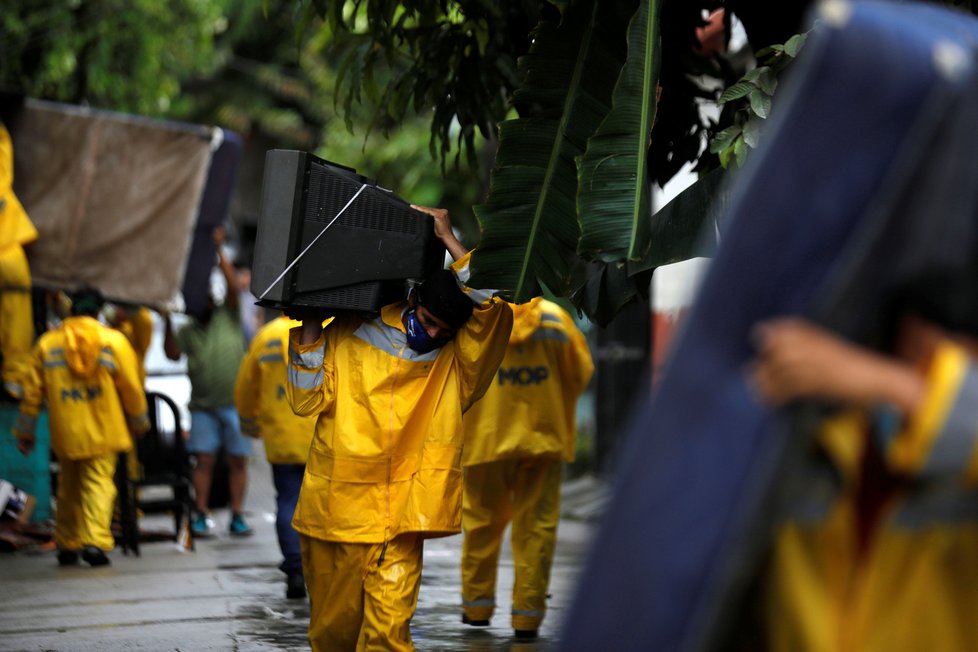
[382,301,410,333]
[509,297,543,345]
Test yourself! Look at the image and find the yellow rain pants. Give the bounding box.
[301,532,423,651]
[461,457,562,631]
[55,454,118,552]
[0,243,33,398]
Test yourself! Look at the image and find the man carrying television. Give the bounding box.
[287,205,513,651]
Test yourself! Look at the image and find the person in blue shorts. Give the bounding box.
[164,226,253,538]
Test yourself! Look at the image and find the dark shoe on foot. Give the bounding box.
[81,545,110,567]
[463,614,490,627]
[286,572,306,599]
[514,629,538,640]
[57,549,79,566]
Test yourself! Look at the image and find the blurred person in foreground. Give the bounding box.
[459,297,592,639]
[164,226,252,538]
[748,273,978,651]
[235,313,329,599]
[0,111,37,401]
[13,286,149,566]
[287,206,513,651]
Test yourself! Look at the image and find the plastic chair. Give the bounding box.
[117,391,194,555]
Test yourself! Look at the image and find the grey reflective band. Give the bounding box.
[462,598,496,608]
[289,366,323,391]
[259,354,282,364]
[43,360,67,368]
[353,320,442,362]
[922,364,978,477]
[532,329,569,343]
[511,609,544,617]
[540,312,562,324]
[290,346,324,369]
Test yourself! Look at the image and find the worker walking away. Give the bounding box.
[0,116,37,401]
[459,297,593,639]
[12,286,149,566]
[288,205,513,651]
[235,314,329,599]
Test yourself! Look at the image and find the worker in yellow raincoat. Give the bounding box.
[288,206,513,652]
[749,303,978,651]
[13,287,150,567]
[0,119,37,400]
[105,304,154,386]
[235,314,328,600]
[459,297,593,639]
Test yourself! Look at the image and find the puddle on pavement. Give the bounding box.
[236,601,311,650]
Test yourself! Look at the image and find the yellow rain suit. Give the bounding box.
[0,121,37,399]
[758,340,978,652]
[288,253,513,651]
[112,306,154,386]
[13,316,150,552]
[235,315,318,464]
[460,298,593,632]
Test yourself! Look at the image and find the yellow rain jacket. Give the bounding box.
[0,121,38,399]
[13,315,150,459]
[759,340,978,652]
[288,254,513,544]
[112,307,154,386]
[462,297,593,465]
[0,122,36,251]
[235,315,319,464]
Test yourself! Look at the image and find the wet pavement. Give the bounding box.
[0,454,604,651]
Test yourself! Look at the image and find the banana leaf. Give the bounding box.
[632,166,729,272]
[470,0,637,301]
[577,0,661,263]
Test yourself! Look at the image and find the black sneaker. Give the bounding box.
[81,545,110,567]
[463,614,490,627]
[57,549,79,566]
[514,629,538,640]
[286,572,306,599]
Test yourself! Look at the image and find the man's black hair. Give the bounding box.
[69,286,105,317]
[416,269,474,329]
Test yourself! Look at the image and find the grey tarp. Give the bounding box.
[11,99,214,308]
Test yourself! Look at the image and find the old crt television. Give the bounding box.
[252,150,446,312]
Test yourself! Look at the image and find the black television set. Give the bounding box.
[251,150,446,313]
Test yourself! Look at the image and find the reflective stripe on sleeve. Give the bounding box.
[289,365,323,391]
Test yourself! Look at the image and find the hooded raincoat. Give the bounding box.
[459,298,593,631]
[759,340,978,652]
[0,122,37,399]
[13,315,149,552]
[461,298,593,465]
[288,254,513,544]
[235,315,318,464]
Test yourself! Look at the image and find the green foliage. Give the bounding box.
[577,0,661,264]
[0,0,228,115]
[296,0,539,170]
[468,0,638,302]
[710,30,809,170]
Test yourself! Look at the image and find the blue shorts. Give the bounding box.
[187,406,252,458]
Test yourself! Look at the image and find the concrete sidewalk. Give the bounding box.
[0,454,602,651]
